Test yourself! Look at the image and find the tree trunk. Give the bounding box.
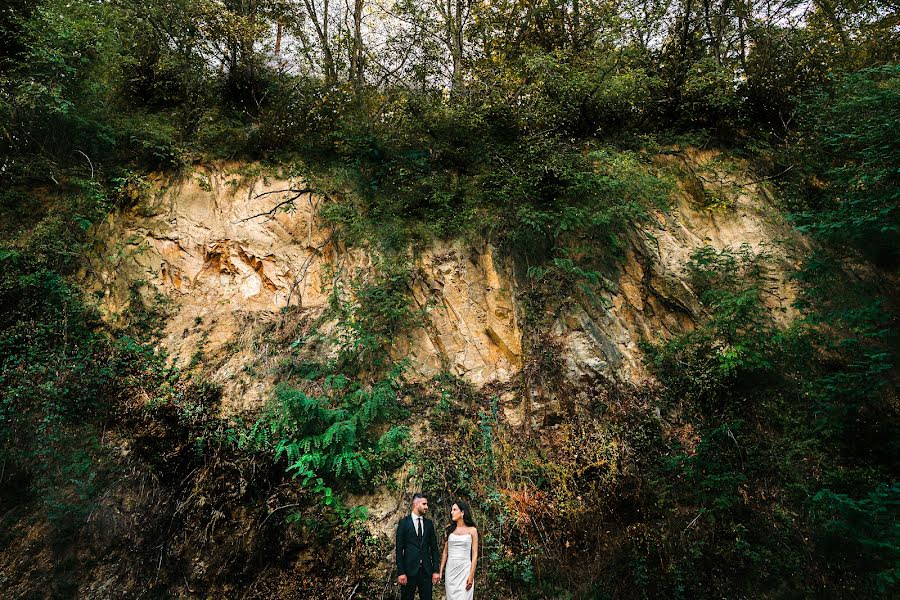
[814,0,851,56]
[303,0,337,84]
[349,0,365,85]
[275,19,282,56]
[571,0,581,50]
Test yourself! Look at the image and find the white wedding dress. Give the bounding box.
[445,533,474,599]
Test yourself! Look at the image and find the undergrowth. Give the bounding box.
[639,243,898,597]
[240,257,415,525]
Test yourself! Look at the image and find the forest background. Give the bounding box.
[0,0,898,598]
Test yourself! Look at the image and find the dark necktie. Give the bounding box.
[416,517,422,540]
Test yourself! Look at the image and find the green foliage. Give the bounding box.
[526,253,606,306]
[634,243,814,597]
[686,244,775,375]
[241,375,409,525]
[0,178,186,528]
[742,24,832,127]
[790,65,900,263]
[665,421,748,512]
[789,249,896,452]
[242,257,414,523]
[410,373,628,598]
[245,364,409,496]
[1,1,898,597]
[0,0,184,178]
[646,244,776,414]
[486,144,670,260]
[680,57,741,127]
[637,191,897,598]
[328,258,416,370]
[812,483,900,593]
[258,80,673,261]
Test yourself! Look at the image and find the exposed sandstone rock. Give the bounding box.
[404,241,521,385]
[85,152,805,416]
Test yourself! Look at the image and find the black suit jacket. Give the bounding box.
[396,515,440,578]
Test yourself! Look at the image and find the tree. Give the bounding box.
[792,65,900,263]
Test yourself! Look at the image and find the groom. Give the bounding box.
[396,492,441,600]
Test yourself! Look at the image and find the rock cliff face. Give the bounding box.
[87,150,804,416]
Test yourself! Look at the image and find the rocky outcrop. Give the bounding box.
[86,151,805,415]
[550,148,806,386]
[403,243,522,385]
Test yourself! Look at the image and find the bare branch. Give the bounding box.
[252,187,316,200]
[235,187,315,223]
[76,150,94,180]
[234,186,337,224]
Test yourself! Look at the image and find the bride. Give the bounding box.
[439,501,479,599]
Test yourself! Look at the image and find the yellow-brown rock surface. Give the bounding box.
[86,152,804,415]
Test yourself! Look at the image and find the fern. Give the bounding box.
[243,259,412,521]
[249,365,409,516]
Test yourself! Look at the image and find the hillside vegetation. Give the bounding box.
[0,1,897,598]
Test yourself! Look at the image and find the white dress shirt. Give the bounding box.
[411,512,424,536]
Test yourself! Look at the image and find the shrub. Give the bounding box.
[790,65,900,264]
[646,244,776,414]
[812,483,900,594]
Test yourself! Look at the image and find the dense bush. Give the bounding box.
[789,65,900,264]
[640,236,899,597]
[0,180,174,525]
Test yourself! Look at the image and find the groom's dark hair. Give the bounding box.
[412,492,426,502]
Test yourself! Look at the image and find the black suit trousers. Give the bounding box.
[400,570,433,600]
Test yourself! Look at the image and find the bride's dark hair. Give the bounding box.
[446,500,476,535]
